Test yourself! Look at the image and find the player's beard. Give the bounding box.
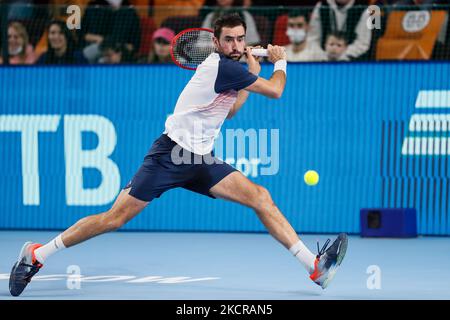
[217,46,243,61]
[228,51,244,61]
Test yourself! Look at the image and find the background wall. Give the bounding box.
[1,62,449,235]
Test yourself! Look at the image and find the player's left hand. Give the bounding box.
[267,44,287,64]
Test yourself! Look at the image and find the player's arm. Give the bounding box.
[245,45,287,99]
[227,47,262,119]
[227,90,250,119]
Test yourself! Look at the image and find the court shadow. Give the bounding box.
[0,288,85,299]
[283,290,323,297]
[175,283,323,298]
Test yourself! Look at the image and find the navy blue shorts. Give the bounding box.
[124,134,237,202]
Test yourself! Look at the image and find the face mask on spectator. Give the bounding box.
[286,28,306,45]
[9,46,23,56]
[106,0,123,7]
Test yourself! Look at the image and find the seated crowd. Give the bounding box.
[0,0,449,65]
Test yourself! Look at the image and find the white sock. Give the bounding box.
[289,240,316,274]
[34,234,66,263]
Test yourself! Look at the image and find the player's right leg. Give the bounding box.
[209,171,348,289]
[61,187,148,247]
[9,188,148,297]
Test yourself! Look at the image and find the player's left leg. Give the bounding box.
[209,171,348,289]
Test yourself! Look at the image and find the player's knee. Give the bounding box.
[101,209,128,232]
[253,185,273,210]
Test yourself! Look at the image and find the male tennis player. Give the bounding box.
[9,13,347,297]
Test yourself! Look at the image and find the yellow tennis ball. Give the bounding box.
[304,170,319,186]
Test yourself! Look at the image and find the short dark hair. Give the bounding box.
[100,37,133,62]
[100,37,120,52]
[213,12,247,39]
[326,31,348,44]
[47,20,76,53]
[288,9,310,22]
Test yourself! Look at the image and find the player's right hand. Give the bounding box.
[245,46,261,76]
[267,44,287,64]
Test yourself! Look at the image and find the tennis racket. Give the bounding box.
[170,28,268,70]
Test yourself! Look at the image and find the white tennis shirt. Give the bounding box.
[164,52,258,155]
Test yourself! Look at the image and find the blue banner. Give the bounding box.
[1,62,449,235]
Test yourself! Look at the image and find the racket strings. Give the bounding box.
[172,30,216,69]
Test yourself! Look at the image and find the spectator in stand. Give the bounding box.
[79,0,141,63]
[146,27,175,63]
[201,0,261,45]
[7,0,50,46]
[0,22,37,65]
[99,37,134,63]
[324,31,348,61]
[283,9,325,62]
[308,0,372,60]
[37,20,88,64]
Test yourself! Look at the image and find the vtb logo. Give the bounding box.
[402,90,450,156]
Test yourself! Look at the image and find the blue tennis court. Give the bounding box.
[1,231,449,300]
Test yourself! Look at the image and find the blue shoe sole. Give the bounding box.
[9,261,28,297]
[9,241,34,297]
[321,233,348,289]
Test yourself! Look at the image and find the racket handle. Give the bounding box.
[251,48,268,57]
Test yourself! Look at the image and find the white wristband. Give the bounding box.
[274,59,287,75]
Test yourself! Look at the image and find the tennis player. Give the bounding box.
[9,13,347,297]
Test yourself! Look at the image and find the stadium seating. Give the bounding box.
[376,10,448,60]
[160,15,202,34]
[138,16,157,56]
[272,14,289,46]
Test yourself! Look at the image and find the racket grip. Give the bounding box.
[251,48,268,57]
